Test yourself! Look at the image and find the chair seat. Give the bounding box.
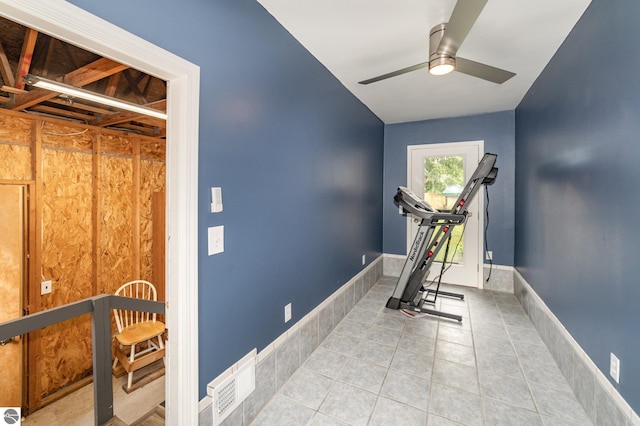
[115,320,165,346]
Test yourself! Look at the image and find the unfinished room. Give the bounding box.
[0,15,167,425]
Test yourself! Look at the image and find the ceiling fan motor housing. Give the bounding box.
[429,23,455,74]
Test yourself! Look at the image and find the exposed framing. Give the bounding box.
[0,1,200,424]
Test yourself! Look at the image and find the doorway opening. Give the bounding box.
[0,1,199,424]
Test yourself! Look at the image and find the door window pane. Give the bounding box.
[423,155,464,264]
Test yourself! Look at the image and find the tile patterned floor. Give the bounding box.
[250,276,592,426]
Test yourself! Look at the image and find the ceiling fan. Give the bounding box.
[358,0,515,85]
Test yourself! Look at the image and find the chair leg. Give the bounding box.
[158,336,165,366]
[113,344,121,369]
[127,343,136,389]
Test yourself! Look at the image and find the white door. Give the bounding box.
[407,141,484,288]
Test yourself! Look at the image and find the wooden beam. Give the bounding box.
[41,38,56,77]
[102,122,157,137]
[104,73,120,97]
[141,75,153,98]
[15,28,38,90]
[0,41,15,87]
[60,43,79,71]
[29,119,43,411]
[131,116,166,128]
[1,85,27,95]
[48,97,113,115]
[11,58,129,111]
[152,192,166,305]
[132,138,141,279]
[0,180,34,185]
[29,105,94,122]
[122,70,147,105]
[23,181,34,412]
[58,57,128,87]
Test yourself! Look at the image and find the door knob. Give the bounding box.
[0,337,17,345]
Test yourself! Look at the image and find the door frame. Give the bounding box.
[0,2,200,424]
[407,140,485,289]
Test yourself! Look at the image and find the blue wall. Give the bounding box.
[383,111,515,266]
[515,0,640,411]
[67,0,384,398]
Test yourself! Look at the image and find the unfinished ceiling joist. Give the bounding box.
[0,16,168,137]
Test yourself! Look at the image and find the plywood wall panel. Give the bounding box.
[99,156,133,295]
[38,316,93,398]
[0,144,31,180]
[40,122,92,152]
[0,113,31,144]
[41,149,93,305]
[100,133,134,157]
[39,149,93,396]
[139,161,166,282]
[141,138,165,161]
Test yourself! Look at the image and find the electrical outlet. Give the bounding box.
[486,251,493,261]
[284,303,292,323]
[208,226,224,255]
[362,254,366,265]
[610,352,620,383]
[41,280,52,295]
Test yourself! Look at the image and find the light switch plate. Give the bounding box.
[610,352,620,383]
[284,303,292,323]
[208,226,224,255]
[211,187,223,213]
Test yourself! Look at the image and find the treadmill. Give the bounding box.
[386,153,498,321]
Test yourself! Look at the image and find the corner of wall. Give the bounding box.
[483,264,514,293]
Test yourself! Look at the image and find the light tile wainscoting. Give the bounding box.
[513,270,640,426]
[199,257,384,425]
[483,265,514,293]
[384,254,515,294]
[199,255,638,425]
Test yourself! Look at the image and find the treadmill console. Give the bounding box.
[394,186,435,218]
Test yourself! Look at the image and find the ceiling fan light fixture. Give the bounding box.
[428,23,455,76]
[429,56,455,76]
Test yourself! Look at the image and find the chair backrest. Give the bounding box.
[113,280,158,333]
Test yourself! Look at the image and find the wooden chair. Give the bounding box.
[112,280,165,391]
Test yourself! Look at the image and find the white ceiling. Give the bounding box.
[257,0,591,124]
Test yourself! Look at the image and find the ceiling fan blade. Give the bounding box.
[358,62,429,85]
[455,57,515,84]
[437,0,488,57]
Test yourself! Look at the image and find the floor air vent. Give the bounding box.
[207,349,256,425]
